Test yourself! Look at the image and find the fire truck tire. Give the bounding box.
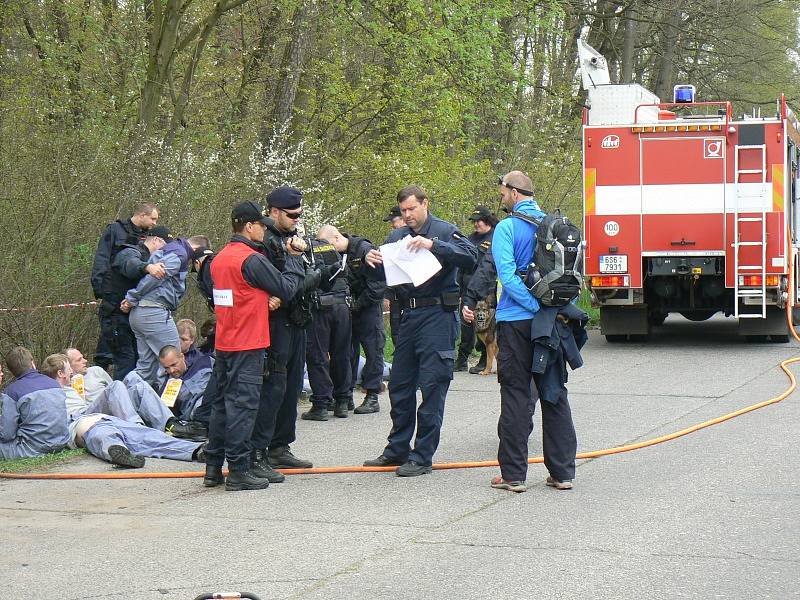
[648,312,668,326]
[605,334,629,343]
[744,335,768,343]
[679,310,716,322]
[770,334,790,343]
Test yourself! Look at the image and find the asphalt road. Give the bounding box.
[3,314,799,599]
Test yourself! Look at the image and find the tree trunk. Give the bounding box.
[653,3,684,100]
[620,5,637,84]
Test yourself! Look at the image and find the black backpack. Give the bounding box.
[512,209,583,307]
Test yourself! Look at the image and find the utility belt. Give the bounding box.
[314,293,351,309]
[399,291,460,312]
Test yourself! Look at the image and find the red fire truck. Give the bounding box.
[579,41,800,342]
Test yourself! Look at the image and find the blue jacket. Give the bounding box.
[125,239,192,311]
[0,370,70,458]
[380,214,477,301]
[493,199,545,321]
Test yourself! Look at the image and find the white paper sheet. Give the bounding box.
[379,235,442,287]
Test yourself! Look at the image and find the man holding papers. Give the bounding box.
[363,185,477,476]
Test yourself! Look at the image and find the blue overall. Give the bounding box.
[377,214,477,466]
[0,371,70,459]
[122,371,175,430]
[81,415,200,462]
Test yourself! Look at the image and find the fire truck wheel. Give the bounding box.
[744,335,768,343]
[769,334,790,343]
[648,312,668,326]
[679,310,717,322]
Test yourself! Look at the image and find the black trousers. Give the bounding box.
[456,320,485,362]
[205,349,264,473]
[496,319,577,483]
[251,312,306,451]
[306,303,353,407]
[99,306,138,381]
[351,303,386,393]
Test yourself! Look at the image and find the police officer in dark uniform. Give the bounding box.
[249,186,319,473]
[91,203,160,378]
[363,185,477,476]
[190,247,216,427]
[455,205,498,374]
[343,230,387,414]
[203,201,305,492]
[301,225,354,421]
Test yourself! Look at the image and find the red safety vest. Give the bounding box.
[211,241,270,351]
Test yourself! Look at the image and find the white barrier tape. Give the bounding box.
[0,300,98,313]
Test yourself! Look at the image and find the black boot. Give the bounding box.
[268,445,313,469]
[333,399,349,418]
[469,352,488,374]
[225,469,269,491]
[301,405,329,421]
[203,464,225,487]
[354,392,380,414]
[454,356,468,372]
[250,449,285,483]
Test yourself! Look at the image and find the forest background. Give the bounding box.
[1,0,799,358]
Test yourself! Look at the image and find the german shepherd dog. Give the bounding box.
[473,295,498,375]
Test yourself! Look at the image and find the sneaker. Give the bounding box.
[301,405,329,421]
[251,449,285,483]
[354,392,379,414]
[108,444,145,469]
[363,454,404,467]
[545,476,573,490]
[396,460,433,477]
[490,476,527,493]
[268,446,313,469]
[165,419,208,441]
[225,469,269,491]
[203,465,225,487]
[333,399,349,418]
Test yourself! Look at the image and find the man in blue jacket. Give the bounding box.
[484,170,578,493]
[0,347,70,459]
[121,235,210,385]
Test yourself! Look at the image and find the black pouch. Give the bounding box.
[440,291,461,312]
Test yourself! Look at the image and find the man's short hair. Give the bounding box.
[176,319,197,340]
[187,235,210,249]
[133,202,158,217]
[397,185,428,204]
[40,354,69,380]
[5,346,34,377]
[159,344,180,360]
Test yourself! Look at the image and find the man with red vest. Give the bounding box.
[203,201,305,491]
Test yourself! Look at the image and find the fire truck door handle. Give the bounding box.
[671,239,696,246]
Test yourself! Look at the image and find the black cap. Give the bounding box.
[147,225,173,242]
[468,205,494,221]
[382,206,402,222]
[232,201,269,225]
[265,186,302,210]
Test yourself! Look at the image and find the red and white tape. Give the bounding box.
[0,301,98,313]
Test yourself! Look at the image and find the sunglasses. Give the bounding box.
[280,208,303,220]
[497,177,532,197]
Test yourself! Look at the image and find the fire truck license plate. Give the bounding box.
[599,255,627,273]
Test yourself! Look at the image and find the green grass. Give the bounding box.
[577,287,600,327]
[0,448,86,473]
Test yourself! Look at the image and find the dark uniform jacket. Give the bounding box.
[380,214,477,302]
[344,234,386,311]
[91,219,147,299]
[458,229,494,293]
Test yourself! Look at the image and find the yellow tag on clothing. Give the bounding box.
[161,378,183,408]
[71,375,86,401]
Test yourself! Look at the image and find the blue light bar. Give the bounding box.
[673,85,696,103]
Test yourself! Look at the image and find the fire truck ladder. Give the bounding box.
[733,143,768,319]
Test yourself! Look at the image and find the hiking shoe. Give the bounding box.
[490,476,527,493]
[363,454,404,467]
[301,405,329,421]
[166,419,208,441]
[333,399,349,418]
[203,465,225,487]
[354,392,379,414]
[468,354,487,375]
[225,469,269,491]
[396,461,433,477]
[546,476,573,490]
[268,446,313,469]
[108,444,145,469]
[454,357,468,372]
[250,449,285,483]
[192,441,208,462]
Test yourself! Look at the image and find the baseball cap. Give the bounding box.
[382,206,402,222]
[468,206,494,221]
[147,225,173,242]
[232,201,269,225]
[265,186,303,210]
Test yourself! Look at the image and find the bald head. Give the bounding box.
[317,225,348,253]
